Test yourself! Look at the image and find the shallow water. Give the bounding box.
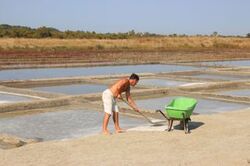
[201,60,250,67]
[219,89,250,97]
[133,96,249,114]
[192,74,249,81]
[0,93,32,104]
[0,64,197,81]
[33,84,108,95]
[139,78,189,87]
[0,109,146,141]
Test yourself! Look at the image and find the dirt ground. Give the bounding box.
[0,109,249,166]
[1,49,250,69]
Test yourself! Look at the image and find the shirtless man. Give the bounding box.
[102,73,140,134]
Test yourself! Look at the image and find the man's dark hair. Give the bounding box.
[129,73,139,81]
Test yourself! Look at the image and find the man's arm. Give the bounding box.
[126,86,140,112]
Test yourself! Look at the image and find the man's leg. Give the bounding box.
[113,111,125,133]
[103,113,111,134]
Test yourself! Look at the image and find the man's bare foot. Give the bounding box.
[102,130,111,135]
[115,128,126,133]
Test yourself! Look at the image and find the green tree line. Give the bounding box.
[1,24,249,39]
[0,24,161,39]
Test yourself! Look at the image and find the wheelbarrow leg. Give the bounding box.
[183,119,187,133]
[185,118,191,134]
[182,113,189,134]
[167,120,173,131]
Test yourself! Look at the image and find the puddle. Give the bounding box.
[0,109,146,141]
[139,78,190,87]
[33,84,108,95]
[192,74,249,81]
[0,64,197,81]
[132,96,249,114]
[219,89,250,97]
[0,93,32,104]
[201,60,250,67]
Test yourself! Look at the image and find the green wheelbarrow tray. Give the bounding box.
[157,97,197,134]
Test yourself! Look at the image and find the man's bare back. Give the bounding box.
[109,78,130,98]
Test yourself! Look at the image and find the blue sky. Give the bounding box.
[0,0,250,35]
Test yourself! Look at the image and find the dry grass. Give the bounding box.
[0,37,250,67]
[1,37,250,51]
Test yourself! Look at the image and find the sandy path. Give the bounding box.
[0,109,250,166]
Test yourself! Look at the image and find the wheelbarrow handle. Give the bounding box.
[156,110,170,120]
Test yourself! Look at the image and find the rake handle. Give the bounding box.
[120,98,155,124]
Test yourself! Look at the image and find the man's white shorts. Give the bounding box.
[102,89,119,114]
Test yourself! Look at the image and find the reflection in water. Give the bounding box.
[33,84,108,95]
[201,60,250,67]
[0,64,197,80]
[192,74,249,81]
[140,79,189,87]
[0,93,32,103]
[219,89,250,97]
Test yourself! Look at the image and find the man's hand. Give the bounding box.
[134,108,140,112]
[117,94,123,100]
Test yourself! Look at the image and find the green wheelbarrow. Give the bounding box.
[156,97,197,134]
